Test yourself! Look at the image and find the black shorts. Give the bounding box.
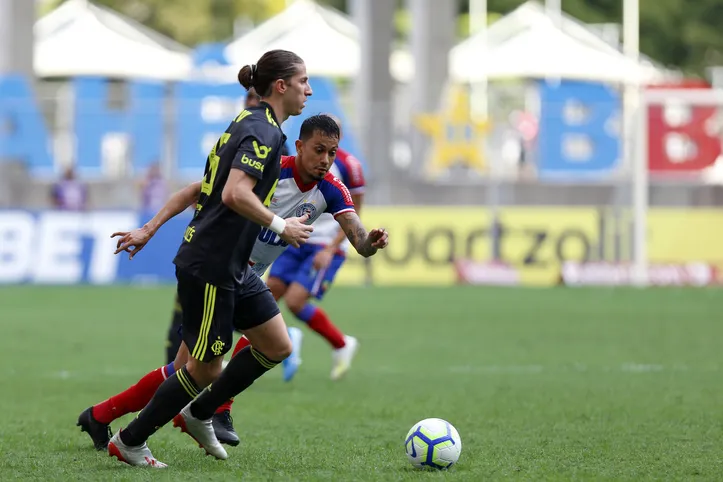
[175,268,281,362]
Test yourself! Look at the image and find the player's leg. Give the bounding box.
[209,273,290,432]
[268,245,304,302]
[210,276,293,446]
[211,331,248,446]
[180,274,291,444]
[221,249,297,352]
[209,250,302,441]
[286,252,358,380]
[266,246,313,381]
[78,342,190,451]
[214,253,298,423]
[109,269,233,466]
[165,295,184,365]
[214,273,291,373]
[190,312,290,418]
[264,267,309,382]
[266,275,290,301]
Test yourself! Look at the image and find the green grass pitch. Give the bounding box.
[1,285,722,480]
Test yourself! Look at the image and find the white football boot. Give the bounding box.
[172,403,228,460]
[330,335,359,381]
[108,431,167,468]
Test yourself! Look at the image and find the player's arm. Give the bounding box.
[222,132,312,248]
[221,169,276,226]
[325,192,364,253]
[335,211,388,258]
[144,181,201,234]
[325,177,384,257]
[113,181,201,258]
[325,154,366,253]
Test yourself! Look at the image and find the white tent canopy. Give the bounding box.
[225,0,356,61]
[222,0,410,81]
[478,1,625,52]
[450,0,676,83]
[454,19,664,83]
[35,0,193,81]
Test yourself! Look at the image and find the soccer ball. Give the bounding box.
[404,418,462,469]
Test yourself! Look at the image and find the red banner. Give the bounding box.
[647,82,721,173]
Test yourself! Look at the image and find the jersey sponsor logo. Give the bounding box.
[295,202,317,219]
[257,227,289,248]
[253,140,271,159]
[240,154,265,173]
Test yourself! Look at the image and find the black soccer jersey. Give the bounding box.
[173,102,287,289]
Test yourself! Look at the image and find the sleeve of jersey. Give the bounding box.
[324,178,356,218]
[341,155,366,194]
[231,123,278,180]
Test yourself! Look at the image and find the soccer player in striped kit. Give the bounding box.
[229,115,366,383]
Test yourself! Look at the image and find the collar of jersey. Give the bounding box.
[289,156,319,193]
[258,101,282,130]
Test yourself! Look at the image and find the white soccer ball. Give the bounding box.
[404,418,462,469]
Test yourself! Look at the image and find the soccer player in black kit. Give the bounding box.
[162,87,285,366]
[107,50,315,467]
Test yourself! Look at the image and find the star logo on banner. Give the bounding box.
[414,85,490,177]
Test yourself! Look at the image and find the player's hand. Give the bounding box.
[111,225,154,259]
[280,213,314,248]
[312,248,334,270]
[368,228,388,250]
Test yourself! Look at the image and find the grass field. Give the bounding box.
[1,285,722,481]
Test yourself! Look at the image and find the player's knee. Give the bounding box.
[268,338,293,361]
[285,296,306,315]
[186,357,222,387]
[267,277,287,301]
[255,332,293,361]
[173,342,190,371]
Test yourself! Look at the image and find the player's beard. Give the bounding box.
[312,167,327,181]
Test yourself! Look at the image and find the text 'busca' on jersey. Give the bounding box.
[173,102,288,290]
